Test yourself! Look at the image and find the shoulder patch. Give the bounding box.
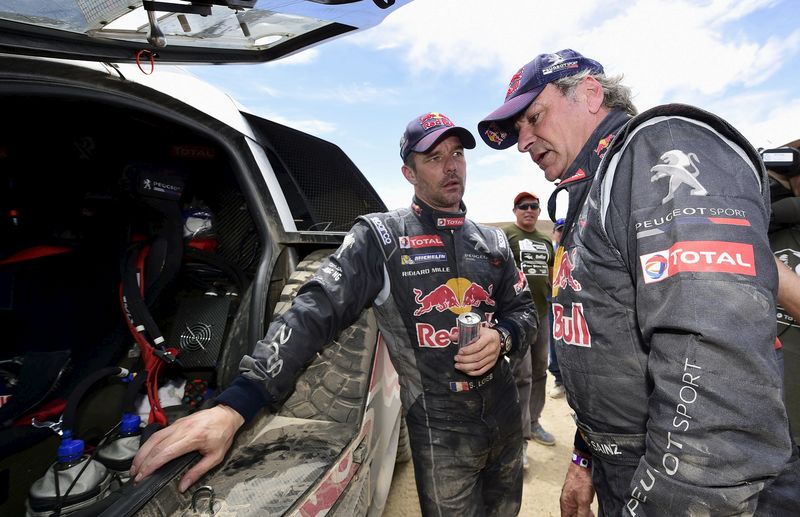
[358,212,401,262]
[467,221,510,262]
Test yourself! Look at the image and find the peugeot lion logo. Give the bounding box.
[650,150,708,204]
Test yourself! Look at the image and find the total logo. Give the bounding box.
[437,217,464,228]
[399,234,444,249]
[412,278,495,316]
[640,240,755,284]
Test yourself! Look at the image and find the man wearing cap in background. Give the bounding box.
[502,191,556,468]
[132,111,536,516]
[548,217,565,399]
[478,48,800,515]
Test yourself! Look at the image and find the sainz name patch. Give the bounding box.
[640,240,755,284]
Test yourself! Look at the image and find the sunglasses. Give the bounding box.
[515,203,540,211]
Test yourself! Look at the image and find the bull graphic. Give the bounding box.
[650,150,708,204]
[412,285,459,316]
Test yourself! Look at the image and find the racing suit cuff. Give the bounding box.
[573,429,593,457]
[215,376,272,424]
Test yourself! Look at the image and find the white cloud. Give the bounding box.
[252,84,281,97]
[351,0,800,224]
[194,0,799,224]
[472,153,513,168]
[294,83,404,104]
[353,0,800,111]
[740,96,800,149]
[238,80,402,104]
[376,176,414,211]
[355,0,605,77]
[249,110,337,135]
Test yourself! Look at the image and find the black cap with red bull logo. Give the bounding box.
[478,49,604,150]
[400,112,476,161]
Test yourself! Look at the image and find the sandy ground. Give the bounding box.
[383,373,593,517]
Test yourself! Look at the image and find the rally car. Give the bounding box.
[0,1,412,515]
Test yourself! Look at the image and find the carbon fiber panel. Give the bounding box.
[244,114,387,232]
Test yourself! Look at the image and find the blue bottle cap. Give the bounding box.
[57,435,85,463]
[120,412,142,435]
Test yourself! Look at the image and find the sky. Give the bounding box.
[188,0,800,224]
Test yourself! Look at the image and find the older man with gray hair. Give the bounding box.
[479,48,799,516]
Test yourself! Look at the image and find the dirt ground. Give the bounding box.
[383,373,591,516]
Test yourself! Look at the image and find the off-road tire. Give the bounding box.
[277,250,378,425]
[395,416,412,463]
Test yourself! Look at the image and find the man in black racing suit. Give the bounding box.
[478,48,800,515]
[131,112,537,516]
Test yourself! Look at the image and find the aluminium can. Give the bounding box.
[457,312,482,349]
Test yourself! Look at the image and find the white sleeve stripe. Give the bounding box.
[374,265,391,306]
[600,115,761,232]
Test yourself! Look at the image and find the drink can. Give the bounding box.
[457,312,481,349]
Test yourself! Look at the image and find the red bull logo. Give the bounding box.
[420,112,455,130]
[594,134,614,157]
[463,282,494,308]
[416,312,494,348]
[553,302,592,347]
[412,278,495,316]
[513,270,527,295]
[553,247,582,296]
[506,67,524,99]
[485,125,507,145]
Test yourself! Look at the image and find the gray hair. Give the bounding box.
[552,70,638,116]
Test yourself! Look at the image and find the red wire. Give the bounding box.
[135,49,155,75]
[118,244,183,426]
[119,284,167,425]
[136,245,148,297]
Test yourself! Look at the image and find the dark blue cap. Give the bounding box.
[554,217,566,231]
[400,112,476,161]
[478,49,604,150]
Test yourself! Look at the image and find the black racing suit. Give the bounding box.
[549,105,800,515]
[218,197,537,516]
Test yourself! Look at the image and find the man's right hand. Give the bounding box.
[130,404,245,492]
[560,459,596,517]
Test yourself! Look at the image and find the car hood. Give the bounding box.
[0,0,410,64]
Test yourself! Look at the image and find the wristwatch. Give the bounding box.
[495,326,512,355]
